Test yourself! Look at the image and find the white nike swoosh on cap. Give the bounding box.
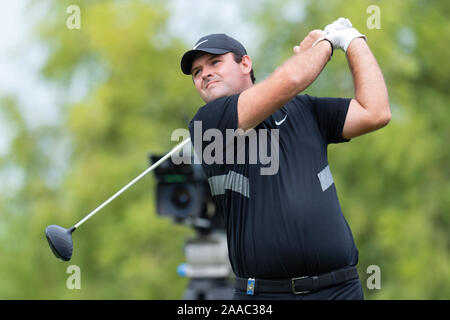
[193,39,208,50]
[275,114,288,126]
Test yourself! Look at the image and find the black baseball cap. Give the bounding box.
[180,33,247,75]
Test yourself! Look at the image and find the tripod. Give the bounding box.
[179,231,234,299]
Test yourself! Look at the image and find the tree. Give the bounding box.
[0,0,200,299]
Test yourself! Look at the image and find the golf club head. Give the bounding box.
[45,225,75,261]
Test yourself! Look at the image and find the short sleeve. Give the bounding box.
[306,95,351,144]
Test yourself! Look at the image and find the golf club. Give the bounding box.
[45,138,192,261]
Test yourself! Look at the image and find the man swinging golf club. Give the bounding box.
[45,17,390,300]
[182,18,390,300]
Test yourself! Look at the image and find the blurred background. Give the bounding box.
[0,0,449,299]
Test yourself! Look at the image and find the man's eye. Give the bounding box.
[193,70,200,77]
[212,60,220,65]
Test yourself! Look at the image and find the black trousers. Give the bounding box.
[232,278,364,300]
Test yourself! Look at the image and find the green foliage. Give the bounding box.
[0,0,448,299]
[1,0,196,299]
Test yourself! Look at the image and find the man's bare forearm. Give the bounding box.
[346,38,391,122]
[287,39,332,92]
[238,36,331,131]
[267,40,331,100]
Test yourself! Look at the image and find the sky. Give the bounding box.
[0,1,26,155]
[0,1,61,156]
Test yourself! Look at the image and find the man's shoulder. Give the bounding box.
[282,94,315,115]
[204,94,240,110]
[288,94,314,106]
[189,94,240,132]
[190,94,239,121]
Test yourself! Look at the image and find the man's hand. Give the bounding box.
[322,18,366,52]
[294,29,331,55]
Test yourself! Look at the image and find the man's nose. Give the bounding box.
[201,65,214,80]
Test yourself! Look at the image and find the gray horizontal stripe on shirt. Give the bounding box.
[208,171,250,198]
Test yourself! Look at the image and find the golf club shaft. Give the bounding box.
[73,138,191,229]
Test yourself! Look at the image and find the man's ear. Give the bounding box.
[240,55,253,75]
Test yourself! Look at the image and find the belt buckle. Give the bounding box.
[291,276,311,295]
[246,278,255,295]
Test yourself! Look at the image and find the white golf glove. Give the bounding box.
[313,18,366,53]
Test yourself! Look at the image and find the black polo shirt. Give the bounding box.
[188,94,358,279]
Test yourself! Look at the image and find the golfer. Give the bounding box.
[182,18,390,300]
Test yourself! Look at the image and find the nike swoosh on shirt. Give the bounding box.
[275,114,288,126]
[193,39,208,50]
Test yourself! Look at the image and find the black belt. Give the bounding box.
[235,266,359,295]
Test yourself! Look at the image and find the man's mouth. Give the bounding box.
[205,80,219,89]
